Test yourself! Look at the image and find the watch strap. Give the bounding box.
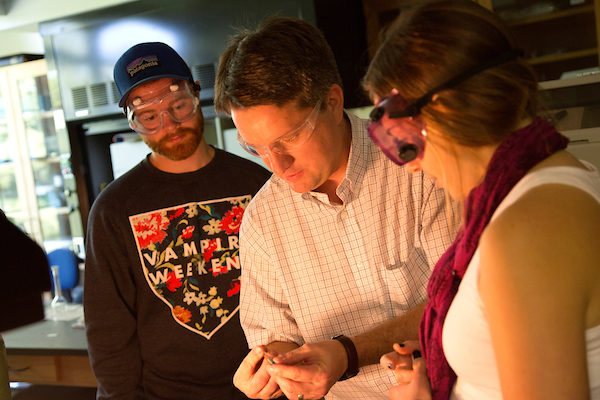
[331,334,359,381]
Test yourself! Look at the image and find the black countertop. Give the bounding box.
[2,319,88,357]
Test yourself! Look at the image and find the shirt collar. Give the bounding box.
[300,111,370,205]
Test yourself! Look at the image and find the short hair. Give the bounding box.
[363,0,538,147]
[214,16,342,114]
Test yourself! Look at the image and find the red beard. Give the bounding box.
[142,113,204,161]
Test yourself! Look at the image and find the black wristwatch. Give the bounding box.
[331,334,359,381]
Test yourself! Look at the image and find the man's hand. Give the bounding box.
[233,346,284,399]
[265,339,347,399]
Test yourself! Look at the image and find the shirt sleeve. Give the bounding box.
[238,204,304,349]
[84,198,143,399]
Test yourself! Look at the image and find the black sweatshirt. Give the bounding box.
[84,148,271,399]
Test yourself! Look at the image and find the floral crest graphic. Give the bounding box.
[130,196,251,339]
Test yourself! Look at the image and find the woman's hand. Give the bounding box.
[381,341,432,400]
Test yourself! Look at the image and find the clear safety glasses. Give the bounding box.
[126,83,199,135]
[237,99,323,158]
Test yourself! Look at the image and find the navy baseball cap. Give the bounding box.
[114,42,196,107]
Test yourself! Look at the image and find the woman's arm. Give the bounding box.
[479,184,600,400]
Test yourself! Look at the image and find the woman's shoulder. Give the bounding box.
[530,149,585,171]
[484,175,600,257]
[491,149,600,239]
[480,172,600,319]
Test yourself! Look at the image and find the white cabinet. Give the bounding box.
[0,59,83,253]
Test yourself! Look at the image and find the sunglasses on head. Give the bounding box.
[367,49,524,166]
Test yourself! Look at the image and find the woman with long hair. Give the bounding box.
[363,1,600,399]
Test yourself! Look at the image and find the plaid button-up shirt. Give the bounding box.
[239,111,458,399]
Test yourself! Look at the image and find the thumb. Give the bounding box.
[412,350,426,373]
[409,350,433,399]
[413,350,427,377]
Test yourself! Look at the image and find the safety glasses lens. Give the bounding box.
[128,91,197,135]
[367,94,426,166]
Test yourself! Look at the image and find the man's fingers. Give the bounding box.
[257,376,284,399]
[267,362,318,382]
[235,347,264,381]
[272,346,308,366]
[234,347,282,398]
[272,373,327,400]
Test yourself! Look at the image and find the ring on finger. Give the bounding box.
[298,395,304,400]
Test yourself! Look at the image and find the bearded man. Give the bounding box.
[84,42,271,400]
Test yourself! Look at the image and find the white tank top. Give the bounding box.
[442,161,600,400]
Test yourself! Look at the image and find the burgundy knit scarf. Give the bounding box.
[419,117,569,399]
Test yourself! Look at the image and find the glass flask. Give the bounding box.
[50,265,68,320]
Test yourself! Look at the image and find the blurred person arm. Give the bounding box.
[0,209,51,331]
[84,199,143,399]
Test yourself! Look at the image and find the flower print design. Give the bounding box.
[210,256,226,276]
[185,204,199,219]
[227,280,241,297]
[173,306,192,323]
[166,207,185,221]
[209,296,223,309]
[134,196,252,339]
[183,288,215,308]
[183,291,197,306]
[202,219,222,235]
[132,212,170,249]
[219,206,244,234]
[230,197,251,208]
[209,249,239,277]
[190,286,229,324]
[165,271,182,292]
[203,239,217,263]
[181,226,195,239]
[197,291,207,304]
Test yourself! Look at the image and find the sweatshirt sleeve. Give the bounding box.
[84,197,143,399]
